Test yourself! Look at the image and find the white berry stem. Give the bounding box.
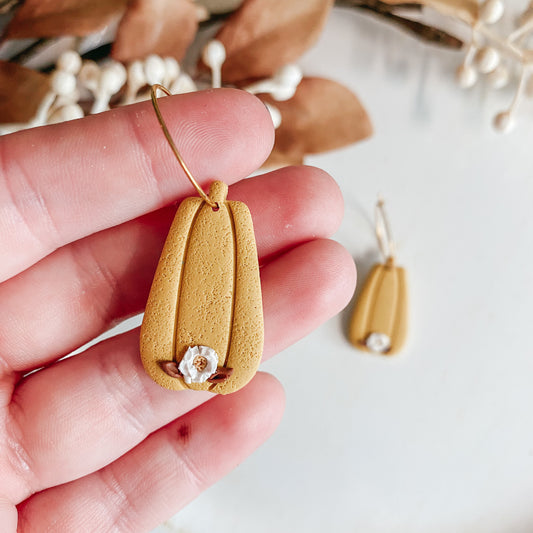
[438,0,533,130]
[202,40,226,89]
[508,66,528,116]
[30,91,58,127]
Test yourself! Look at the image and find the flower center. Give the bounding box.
[193,355,208,372]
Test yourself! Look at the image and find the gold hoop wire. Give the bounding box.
[375,196,396,264]
[150,84,218,208]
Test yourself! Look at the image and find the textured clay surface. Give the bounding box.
[140,181,264,394]
[349,262,408,355]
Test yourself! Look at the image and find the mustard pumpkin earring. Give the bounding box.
[349,197,408,355]
[140,85,263,394]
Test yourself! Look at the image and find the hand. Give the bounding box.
[0,89,356,532]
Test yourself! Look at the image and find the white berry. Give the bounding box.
[456,64,478,88]
[273,64,302,88]
[493,111,514,133]
[487,64,509,89]
[474,47,500,74]
[144,55,166,85]
[78,61,101,92]
[57,50,82,74]
[49,103,84,124]
[202,40,226,68]
[101,62,127,93]
[164,57,180,84]
[60,103,84,121]
[480,0,504,24]
[171,73,197,94]
[50,70,77,96]
[270,84,297,101]
[264,102,282,129]
[127,61,146,88]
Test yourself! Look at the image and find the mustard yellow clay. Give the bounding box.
[349,260,408,355]
[140,181,264,394]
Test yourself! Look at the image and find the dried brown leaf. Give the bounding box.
[4,0,128,39]
[0,60,50,123]
[112,0,198,62]
[261,77,372,167]
[214,0,334,83]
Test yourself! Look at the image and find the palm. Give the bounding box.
[0,90,355,532]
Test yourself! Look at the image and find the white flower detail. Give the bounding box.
[365,332,391,354]
[178,346,219,384]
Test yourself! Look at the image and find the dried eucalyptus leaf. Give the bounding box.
[0,60,49,123]
[261,77,372,167]
[4,0,128,39]
[112,0,198,62]
[214,0,334,83]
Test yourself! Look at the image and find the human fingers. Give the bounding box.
[16,372,284,533]
[0,167,343,374]
[0,497,16,533]
[0,89,274,283]
[6,239,355,504]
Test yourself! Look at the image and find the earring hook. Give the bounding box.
[375,196,396,265]
[150,84,218,208]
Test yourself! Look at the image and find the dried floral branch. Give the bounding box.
[379,11,462,48]
[445,0,533,132]
[0,0,20,15]
[4,39,52,64]
[337,0,422,12]
[0,0,373,160]
[340,0,533,131]
[337,0,463,48]
[380,11,462,48]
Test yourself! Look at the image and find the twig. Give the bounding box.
[337,0,463,48]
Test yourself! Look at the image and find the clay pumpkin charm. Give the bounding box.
[349,198,408,355]
[140,85,263,394]
[349,259,407,355]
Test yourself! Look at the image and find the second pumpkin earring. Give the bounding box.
[349,197,408,355]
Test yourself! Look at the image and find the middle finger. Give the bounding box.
[7,237,356,504]
[0,166,343,374]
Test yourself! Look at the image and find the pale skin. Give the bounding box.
[0,89,356,532]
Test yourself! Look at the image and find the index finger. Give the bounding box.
[0,89,274,282]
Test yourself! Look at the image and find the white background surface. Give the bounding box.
[152,4,533,532]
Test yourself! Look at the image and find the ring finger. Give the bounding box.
[6,239,356,504]
[0,166,343,374]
